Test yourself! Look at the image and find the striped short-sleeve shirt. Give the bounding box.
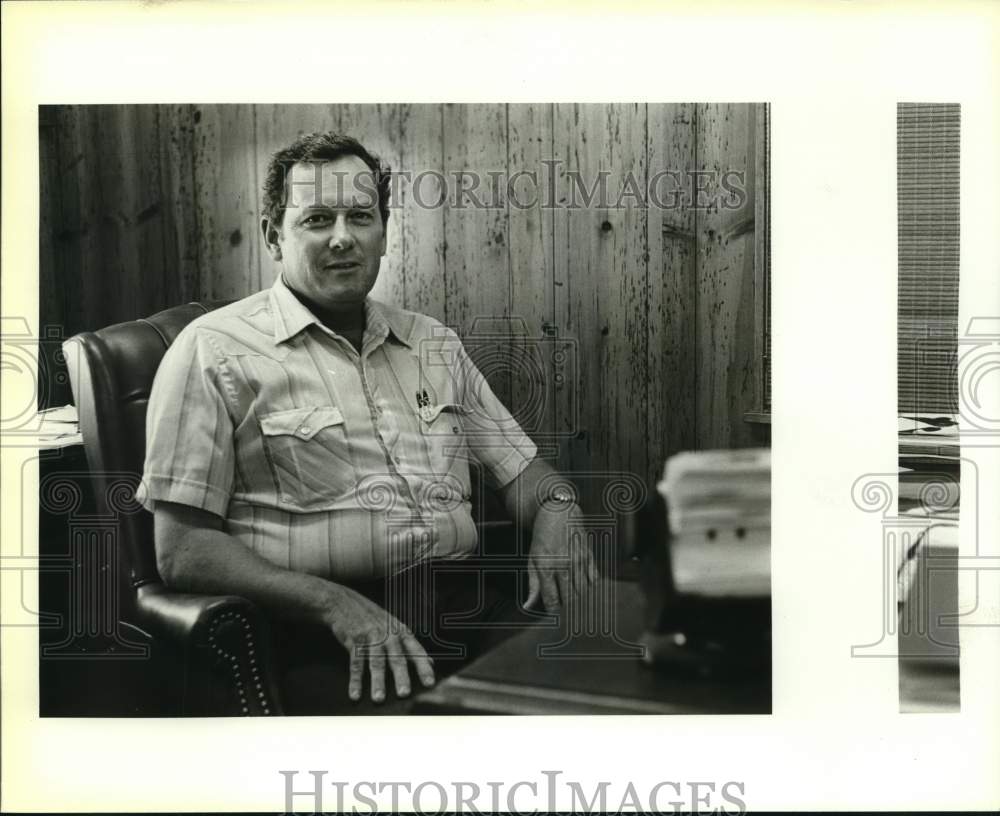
[137,275,537,581]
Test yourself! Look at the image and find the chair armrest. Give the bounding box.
[135,582,258,645]
[135,583,283,715]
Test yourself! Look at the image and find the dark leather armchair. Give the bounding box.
[64,301,283,715]
[64,301,523,716]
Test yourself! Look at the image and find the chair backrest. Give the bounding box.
[63,302,233,594]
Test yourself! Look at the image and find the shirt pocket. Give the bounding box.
[259,406,354,509]
[417,402,468,474]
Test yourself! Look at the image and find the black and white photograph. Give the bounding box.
[36,102,772,717]
[2,2,999,814]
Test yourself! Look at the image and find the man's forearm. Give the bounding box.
[161,527,342,626]
[155,502,438,701]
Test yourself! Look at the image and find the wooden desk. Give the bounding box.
[414,581,771,715]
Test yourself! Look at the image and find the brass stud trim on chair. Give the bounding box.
[207,612,272,716]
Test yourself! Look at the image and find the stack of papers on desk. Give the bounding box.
[659,449,771,535]
[35,404,83,448]
[657,449,771,598]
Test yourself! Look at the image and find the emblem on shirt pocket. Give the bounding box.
[259,406,354,508]
[418,401,465,430]
[417,401,469,476]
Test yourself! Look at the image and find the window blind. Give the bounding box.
[763,106,771,412]
[897,103,960,414]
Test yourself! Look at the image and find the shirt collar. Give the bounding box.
[269,275,412,349]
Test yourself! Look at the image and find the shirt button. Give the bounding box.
[299,426,311,435]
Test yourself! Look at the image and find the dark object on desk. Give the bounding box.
[635,492,770,674]
[900,416,957,432]
[63,300,286,716]
[414,578,770,715]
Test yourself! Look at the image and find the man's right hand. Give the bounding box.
[322,585,436,703]
[154,501,435,705]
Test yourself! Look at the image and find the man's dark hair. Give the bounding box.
[262,132,392,227]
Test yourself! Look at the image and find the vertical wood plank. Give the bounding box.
[552,103,649,514]
[122,105,171,319]
[76,106,115,328]
[507,103,557,443]
[47,107,87,336]
[339,105,405,308]
[752,103,772,420]
[85,106,130,326]
[190,105,259,301]
[695,103,757,450]
[647,103,698,483]
[747,103,766,419]
[38,106,64,333]
[159,104,201,304]
[109,105,144,321]
[38,107,60,333]
[398,104,447,322]
[441,103,512,405]
[38,106,70,407]
[254,104,343,159]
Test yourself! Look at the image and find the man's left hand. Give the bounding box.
[524,503,600,612]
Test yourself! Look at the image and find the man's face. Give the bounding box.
[265,156,386,309]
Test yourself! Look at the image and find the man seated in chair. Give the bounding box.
[137,132,598,713]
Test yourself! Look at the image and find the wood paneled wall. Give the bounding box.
[40,103,768,510]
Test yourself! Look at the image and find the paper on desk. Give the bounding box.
[671,530,771,597]
[39,404,78,423]
[36,433,84,449]
[30,405,83,448]
[658,448,771,535]
[656,449,771,599]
